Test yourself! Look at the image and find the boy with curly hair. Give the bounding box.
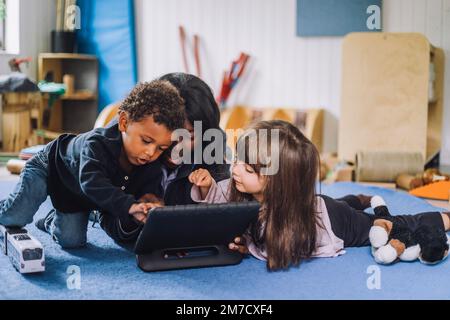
[0,80,185,249]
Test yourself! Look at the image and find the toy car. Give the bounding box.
[0,225,45,273]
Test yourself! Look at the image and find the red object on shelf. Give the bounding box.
[217,52,250,108]
[9,57,32,72]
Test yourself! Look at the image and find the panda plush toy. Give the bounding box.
[369,196,450,265]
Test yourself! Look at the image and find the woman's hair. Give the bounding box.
[229,120,320,271]
[158,73,226,164]
[159,73,220,132]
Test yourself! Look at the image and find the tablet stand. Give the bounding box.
[136,244,242,272]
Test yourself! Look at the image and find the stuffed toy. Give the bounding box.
[369,195,450,265]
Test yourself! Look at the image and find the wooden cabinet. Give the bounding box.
[338,33,445,165]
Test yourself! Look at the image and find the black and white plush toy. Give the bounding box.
[369,195,450,265]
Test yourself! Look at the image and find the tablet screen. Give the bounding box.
[134,201,260,254]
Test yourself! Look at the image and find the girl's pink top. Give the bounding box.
[191,178,345,261]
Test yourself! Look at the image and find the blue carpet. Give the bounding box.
[0,181,448,300]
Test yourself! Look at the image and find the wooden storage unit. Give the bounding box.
[1,92,42,152]
[338,33,445,164]
[220,106,324,152]
[38,53,98,134]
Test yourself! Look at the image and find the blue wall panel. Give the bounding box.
[297,0,382,37]
[76,0,137,110]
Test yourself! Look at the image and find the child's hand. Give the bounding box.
[189,168,213,188]
[131,212,147,224]
[129,202,151,224]
[189,169,213,199]
[129,202,162,224]
[129,202,155,215]
[228,236,249,254]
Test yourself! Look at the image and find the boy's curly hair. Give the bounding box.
[119,80,185,131]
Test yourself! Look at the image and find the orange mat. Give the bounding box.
[409,180,450,200]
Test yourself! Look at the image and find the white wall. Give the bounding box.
[0,0,55,80]
[136,0,450,164]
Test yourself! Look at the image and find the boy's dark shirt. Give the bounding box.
[46,119,161,219]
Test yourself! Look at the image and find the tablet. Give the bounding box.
[134,201,260,272]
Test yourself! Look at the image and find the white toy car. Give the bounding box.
[0,225,7,254]
[0,225,45,273]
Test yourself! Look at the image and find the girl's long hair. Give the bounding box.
[229,120,320,271]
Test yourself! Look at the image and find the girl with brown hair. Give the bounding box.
[189,120,450,271]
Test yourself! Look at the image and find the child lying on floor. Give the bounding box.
[188,120,450,271]
[0,80,185,248]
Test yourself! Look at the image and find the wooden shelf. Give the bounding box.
[62,91,97,100]
[42,91,97,101]
[38,53,99,133]
[38,53,97,60]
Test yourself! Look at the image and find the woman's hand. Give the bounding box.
[189,168,213,199]
[228,236,249,254]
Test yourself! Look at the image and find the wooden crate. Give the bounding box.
[1,92,41,152]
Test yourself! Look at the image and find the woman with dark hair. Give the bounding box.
[100,73,230,242]
[151,72,230,205]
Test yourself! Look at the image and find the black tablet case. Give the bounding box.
[134,201,260,271]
